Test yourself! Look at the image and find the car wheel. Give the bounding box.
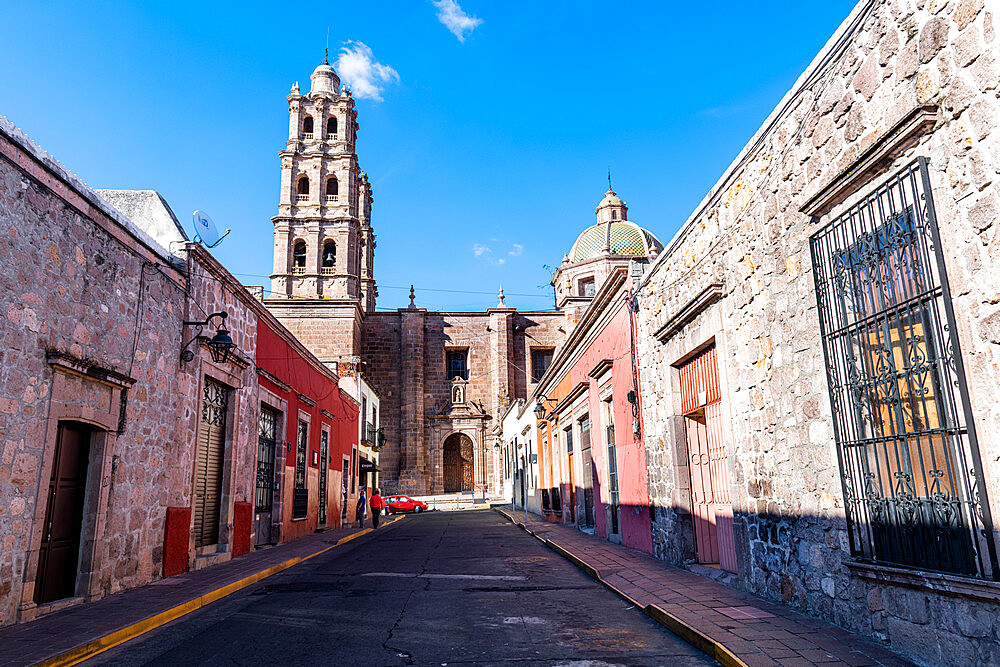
[414,506,422,513]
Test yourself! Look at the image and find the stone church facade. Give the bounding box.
[264,60,662,496]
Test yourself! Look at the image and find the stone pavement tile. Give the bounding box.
[834,653,879,667]
[763,647,802,660]
[776,658,819,667]
[797,649,840,662]
[739,653,781,667]
[780,637,825,651]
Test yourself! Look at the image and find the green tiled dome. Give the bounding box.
[569,221,662,262]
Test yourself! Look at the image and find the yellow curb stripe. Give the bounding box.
[643,605,748,667]
[35,515,406,667]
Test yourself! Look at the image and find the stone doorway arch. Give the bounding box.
[443,433,474,492]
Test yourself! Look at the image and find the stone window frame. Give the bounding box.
[296,175,310,196]
[325,175,339,197]
[291,238,308,271]
[321,239,336,269]
[445,347,470,382]
[19,356,135,620]
[529,347,555,384]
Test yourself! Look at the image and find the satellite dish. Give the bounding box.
[192,210,230,248]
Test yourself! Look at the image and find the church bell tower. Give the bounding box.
[269,59,377,314]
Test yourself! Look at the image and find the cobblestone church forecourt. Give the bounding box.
[627,1,1000,665]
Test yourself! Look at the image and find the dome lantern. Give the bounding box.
[310,62,341,96]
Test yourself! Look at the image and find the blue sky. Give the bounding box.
[1,1,857,311]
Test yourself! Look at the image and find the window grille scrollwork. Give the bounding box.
[810,158,999,580]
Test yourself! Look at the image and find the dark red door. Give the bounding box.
[36,423,91,604]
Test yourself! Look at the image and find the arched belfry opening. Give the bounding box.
[443,433,474,493]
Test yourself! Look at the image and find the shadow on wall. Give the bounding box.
[645,499,1000,663]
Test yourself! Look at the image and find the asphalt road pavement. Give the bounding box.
[91,510,715,666]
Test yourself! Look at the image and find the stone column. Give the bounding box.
[272,221,291,297]
[397,305,426,493]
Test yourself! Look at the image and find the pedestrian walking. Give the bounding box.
[356,488,367,528]
[370,488,385,529]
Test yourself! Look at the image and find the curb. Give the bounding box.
[36,515,405,667]
[493,507,748,667]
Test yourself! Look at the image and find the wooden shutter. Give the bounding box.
[195,379,227,548]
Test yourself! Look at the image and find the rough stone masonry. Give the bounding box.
[633,0,1000,664]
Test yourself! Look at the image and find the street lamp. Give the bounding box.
[180,311,237,364]
[376,427,387,450]
[533,394,557,422]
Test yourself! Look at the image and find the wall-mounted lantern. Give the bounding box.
[533,394,557,422]
[180,311,237,364]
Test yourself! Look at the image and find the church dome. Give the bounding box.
[569,220,662,263]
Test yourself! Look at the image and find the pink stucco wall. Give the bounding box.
[570,299,653,554]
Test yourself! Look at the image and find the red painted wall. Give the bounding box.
[163,506,191,577]
[232,501,252,558]
[256,316,359,544]
[570,298,654,554]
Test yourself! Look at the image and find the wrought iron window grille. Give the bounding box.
[292,420,309,519]
[810,158,998,580]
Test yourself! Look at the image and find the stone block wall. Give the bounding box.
[361,308,565,495]
[0,122,195,624]
[633,0,1000,663]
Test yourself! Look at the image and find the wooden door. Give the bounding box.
[195,380,227,548]
[686,414,718,564]
[679,345,736,572]
[35,423,91,604]
[567,451,576,523]
[707,401,737,572]
[579,417,595,529]
[460,438,474,492]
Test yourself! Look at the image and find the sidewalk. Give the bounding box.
[495,506,912,667]
[0,516,403,667]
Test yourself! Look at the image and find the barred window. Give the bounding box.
[531,348,554,383]
[810,158,997,579]
[446,349,468,381]
[292,419,308,519]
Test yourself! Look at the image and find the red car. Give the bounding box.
[384,495,427,515]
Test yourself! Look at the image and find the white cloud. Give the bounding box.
[432,0,483,42]
[336,41,400,101]
[474,241,519,265]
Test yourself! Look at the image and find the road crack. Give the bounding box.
[381,514,449,665]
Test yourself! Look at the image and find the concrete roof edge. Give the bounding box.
[0,113,176,265]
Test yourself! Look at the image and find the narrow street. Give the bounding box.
[90,510,714,666]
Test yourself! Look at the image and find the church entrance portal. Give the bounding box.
[443,433,474,493]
